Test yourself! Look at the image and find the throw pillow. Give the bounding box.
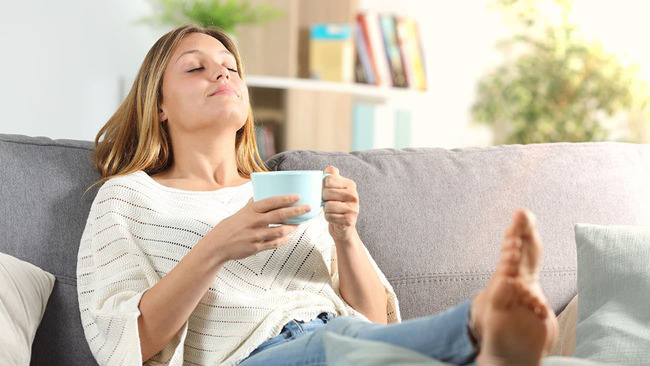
[573,224,650,365]
[0,252,56,365]
[322,331,451,366]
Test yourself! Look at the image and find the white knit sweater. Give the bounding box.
[76,170,401,366]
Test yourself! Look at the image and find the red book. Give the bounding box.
[357,13,380,86]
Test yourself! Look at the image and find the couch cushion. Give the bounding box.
[265,142,650,319]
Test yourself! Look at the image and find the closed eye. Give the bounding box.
[188,67,238,73]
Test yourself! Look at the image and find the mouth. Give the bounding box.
[209,86,239,98]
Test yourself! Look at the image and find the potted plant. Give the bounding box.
[472,0,650,144]
[138,0,286,38]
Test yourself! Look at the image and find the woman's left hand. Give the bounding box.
[322,165,360,243]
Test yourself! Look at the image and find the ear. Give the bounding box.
[158,106,167,123]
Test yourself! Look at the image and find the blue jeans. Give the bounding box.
[238,299,479,366]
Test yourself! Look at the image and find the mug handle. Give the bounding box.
[320,173,331,207]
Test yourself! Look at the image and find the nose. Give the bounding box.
[215,65,230,81]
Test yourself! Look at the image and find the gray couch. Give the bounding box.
[2,132,650,365]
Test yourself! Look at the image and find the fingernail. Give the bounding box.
[293,195,300,201]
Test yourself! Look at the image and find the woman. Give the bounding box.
[76,24,558,366]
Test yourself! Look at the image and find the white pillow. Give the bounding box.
[574,224,650,365]
[0,252,56,366]
[322,331,451,366]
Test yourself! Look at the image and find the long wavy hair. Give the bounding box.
[84,24,268,195]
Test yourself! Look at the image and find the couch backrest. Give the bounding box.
[1,134,99,365]
[2,133,650,365]
[265,143,650,319]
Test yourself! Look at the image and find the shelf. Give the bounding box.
[245,75,428,101]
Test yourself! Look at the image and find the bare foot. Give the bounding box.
[471,209,559,366]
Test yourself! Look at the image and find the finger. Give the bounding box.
[257,224,299,242]
[323,200,353,214]
[324,212,349,224]
[259,236,291,251]
[252,194,300,214]
[259,204,311,226]
[325,165,340,175]
[324,173,354,189]
[322,187,357,203]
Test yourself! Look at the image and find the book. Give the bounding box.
[394,109,412,148]
[356,13,380,86]
[254,124,277,161]
[352,103,375,151]
[359,12,392,87]
[379,14,408,88]
[395,16,414,89]
[353,22,375,85]
[397,17,427,91]
[264,125,276,158]
[254,124,266,161]
[309,23,355,83]
[354,52,368,84]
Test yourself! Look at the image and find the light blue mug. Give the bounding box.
[250,170,331,224]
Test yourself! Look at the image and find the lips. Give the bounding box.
[208,84,238,97]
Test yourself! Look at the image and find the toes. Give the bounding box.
[507,208,543,277]
[517,284,549,320]
[492,276,519,309]
[498,238,522,276]
[513,209,537,235]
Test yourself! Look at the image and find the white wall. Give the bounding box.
[359,0,650,147]
[0,0,162,141]
[1,0,649,147]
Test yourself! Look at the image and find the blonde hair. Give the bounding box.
[84,24,268,195]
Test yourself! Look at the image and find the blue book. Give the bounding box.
[394,109,411,148]
[380,15,408,87]
[352,103,375,151]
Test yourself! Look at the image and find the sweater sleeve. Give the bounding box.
[76,183,189,365]
[323,218,402,324]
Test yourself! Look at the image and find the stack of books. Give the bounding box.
[355,12,427,90]
[308,13,426,90]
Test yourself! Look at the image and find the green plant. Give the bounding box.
[138,0,286,35]
[472,0,650,144]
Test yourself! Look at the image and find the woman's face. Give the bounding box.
[158,33,249,133]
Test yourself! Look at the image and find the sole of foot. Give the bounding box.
[473,209,559,366]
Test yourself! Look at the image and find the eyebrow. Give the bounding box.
[175,49,235,64]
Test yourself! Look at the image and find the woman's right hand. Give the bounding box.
[206,194,311,261]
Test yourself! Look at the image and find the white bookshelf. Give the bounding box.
[245,75,427,101]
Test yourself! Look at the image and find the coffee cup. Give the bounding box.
[250,170,331,224]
